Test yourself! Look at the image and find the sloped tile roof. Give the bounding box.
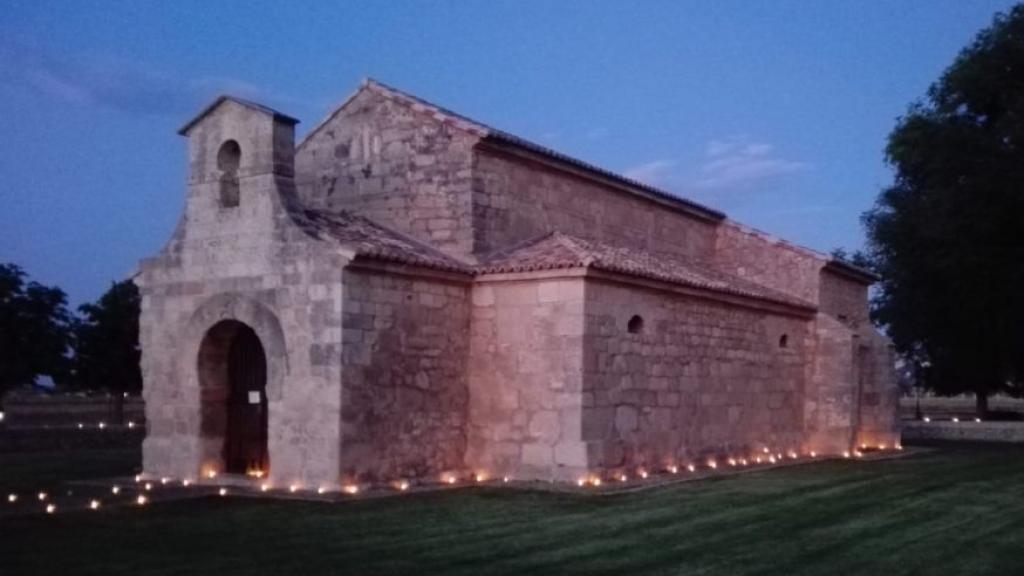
[298,210,813,309]
[299,209,473,274]
[479,232,815,310]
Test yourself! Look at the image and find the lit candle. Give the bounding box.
[343,485,359,495]
[182,479,192,487]
[89,499,101,510]
[727,458,737,467]
[37,492,47,501]
[317,486,327,495]
[810,451,818,458]
[592,478,602,487]
[218,488,228,496]
[160,477,169,485]
[923,417,931,422]
[397,480,410,491]
[502,476,509,483]
[708,460,718,469]
[111,486,121,495]
[289,484,300,493]
[127,421,135,429]
[952,417,960,423]
[619,473,628,482]
[7,494,17,503]
[46,503,56,514]
[668,465,679,474]
[687,464,696,473]
[639,470,648,479]
[144,483,153,491]
[842,451,851,458]
[136,495,147,505]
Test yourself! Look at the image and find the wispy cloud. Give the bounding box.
[0,38,277,118]
[585,126,609,140]
[623,158,678,187]
[696,137,809,189]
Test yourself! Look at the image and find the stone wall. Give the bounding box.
[582,277,812,472]
[471,148,718,259]
[339,265,471,482]
[296,88,478,256]
[852,330,901,448]
[803,315,858,453]
[139,100,346,487]
[713,221,824,304]
[818,269,870,324]
[466,274,588,482]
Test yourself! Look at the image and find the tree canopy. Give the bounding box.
[0,263,72,403]
[863,5,1024,414]
[71,279,142,396]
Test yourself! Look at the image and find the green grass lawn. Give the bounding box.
[3,443,1024,575]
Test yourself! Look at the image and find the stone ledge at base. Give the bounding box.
[902,421,1024,443]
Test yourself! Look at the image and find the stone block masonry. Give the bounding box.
[137,79,900,490]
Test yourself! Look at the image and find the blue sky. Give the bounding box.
[0,1,1017,305]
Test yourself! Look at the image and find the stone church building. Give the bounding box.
[138,79,899,488]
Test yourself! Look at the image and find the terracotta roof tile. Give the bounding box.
[479,232,815,310]
[299,209,473,274]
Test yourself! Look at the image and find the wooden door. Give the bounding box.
[223,326,269,475]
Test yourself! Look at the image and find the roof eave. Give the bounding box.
[824,259,880,284]
[177,95,300,136]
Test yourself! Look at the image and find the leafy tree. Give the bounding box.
[0,263,72,407]
[862,5,1024,415]
[71,280,141,421]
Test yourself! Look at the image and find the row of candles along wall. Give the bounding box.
[4,442,903,514]
[49,414,991,428]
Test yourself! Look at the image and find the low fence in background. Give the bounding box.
[1,394,145,429]
[0,394,146,452]
[899,395,1024,421]
[903,420,1024,443]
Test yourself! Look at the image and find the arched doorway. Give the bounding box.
[197,320,269,476]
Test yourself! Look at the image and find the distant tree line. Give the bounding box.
[0,263,140,409]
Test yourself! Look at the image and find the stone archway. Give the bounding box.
[179,293,288,478]
[198,320,269,475]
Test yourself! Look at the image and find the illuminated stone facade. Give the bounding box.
[138,79,899,488]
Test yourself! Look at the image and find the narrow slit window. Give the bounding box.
[217,140,241,208]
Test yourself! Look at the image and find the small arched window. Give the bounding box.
[627,315,644,334]
[217,140,241,208]
[779,334,789,348]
